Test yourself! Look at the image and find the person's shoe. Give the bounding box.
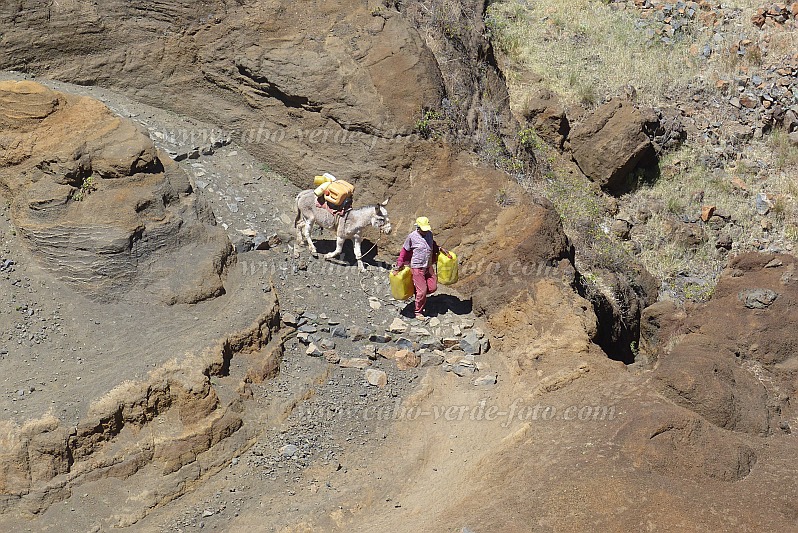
[414,313,428,322]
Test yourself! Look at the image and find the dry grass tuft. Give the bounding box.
[488,0,798,302]
[486,0,699,107]
[486,0,798,109]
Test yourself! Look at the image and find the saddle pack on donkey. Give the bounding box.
[313,173,354,214]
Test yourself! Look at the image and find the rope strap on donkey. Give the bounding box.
[332,208,349,232]
[354,233,383,261]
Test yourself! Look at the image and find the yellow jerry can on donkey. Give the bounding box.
[313,173,337,187]
[389,266,414,301]
[437,250,458,285]
[324,180,355,206]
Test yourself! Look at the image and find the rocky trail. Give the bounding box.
[1,0,797,530]
[0,73,502,532]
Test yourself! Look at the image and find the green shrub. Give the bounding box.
[518,127,545,151]
[72,175,97,202]
[414,109,443,139]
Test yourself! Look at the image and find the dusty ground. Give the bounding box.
[1,57,797,533]
[0,74,495,531]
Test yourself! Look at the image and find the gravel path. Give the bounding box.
[0,72,491,531]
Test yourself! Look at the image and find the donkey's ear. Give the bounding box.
[381,199,388,206]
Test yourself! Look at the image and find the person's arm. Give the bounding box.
[394,235,413,271]
[433,240,449,258]
[396,246,411,268]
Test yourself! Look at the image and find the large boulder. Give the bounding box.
[567,99,659,195]
[0,80,232,304]
[522,90,570,149]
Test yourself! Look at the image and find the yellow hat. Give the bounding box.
[415,216,432,232]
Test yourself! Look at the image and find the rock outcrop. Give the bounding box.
[0,281,281,518]
[0,1,444,197]
[567,99,660,195]
[0,80,232,304]
[645,252,798,435]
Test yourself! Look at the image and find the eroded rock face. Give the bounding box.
[646,253,798,436]
[0,80,232,304]
[619,406,757,482]
[0,0,564,315]
[567,99,659,195]
[0,1,444,195]
[0,289,280,515]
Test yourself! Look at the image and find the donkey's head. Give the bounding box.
[372,199,392,234]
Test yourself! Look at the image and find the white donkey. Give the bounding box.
[294,190,392,271]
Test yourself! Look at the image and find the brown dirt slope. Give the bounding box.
[0,1,796,532]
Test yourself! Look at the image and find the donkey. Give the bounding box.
[294,189,392,271]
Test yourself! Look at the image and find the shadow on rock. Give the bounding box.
[400,293,473,318]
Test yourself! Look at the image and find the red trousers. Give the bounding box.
[411,266,437,315]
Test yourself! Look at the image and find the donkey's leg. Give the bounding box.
[324,234,346,260]
[294,215,304,258]
[303,219,318,255]
[352,234,366,271]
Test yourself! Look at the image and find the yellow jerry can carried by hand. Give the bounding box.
[437,250,458,285]
[389,267,414,301]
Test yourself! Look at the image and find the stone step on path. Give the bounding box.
[285,307,496,388]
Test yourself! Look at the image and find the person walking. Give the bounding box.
[393,216,449,320]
